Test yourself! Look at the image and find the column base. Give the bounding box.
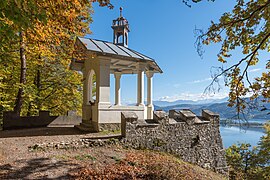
[147,104,154,119]
[137,103,145,107]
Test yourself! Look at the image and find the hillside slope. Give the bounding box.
[74,148,226,180]
[0,128,225,180]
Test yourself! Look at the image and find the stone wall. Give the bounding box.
[3,111,81,130]
[121,109,228,175]
[99,123,121,131]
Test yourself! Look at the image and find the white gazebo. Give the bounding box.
[71,8,162,131]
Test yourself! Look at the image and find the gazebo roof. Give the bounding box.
[75,37,163,74]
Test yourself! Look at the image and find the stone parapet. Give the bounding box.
[153,110,167,124]
[202,109,220,125]
[121,109,228,175]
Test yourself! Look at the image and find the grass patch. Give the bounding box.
[111,156,122,163]
[74,154,96,161]
[54,154,70,160]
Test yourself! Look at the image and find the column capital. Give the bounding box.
[114,71,122,79]
[146,71,154,78]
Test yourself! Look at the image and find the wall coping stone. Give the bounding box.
[179,109,196,118]
[202,109,219,117]
[153,110,167,123]
[121,112,138,123]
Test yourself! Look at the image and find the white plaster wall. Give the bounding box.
[98,106,145,123]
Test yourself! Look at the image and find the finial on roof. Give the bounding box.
[120,7,123,17]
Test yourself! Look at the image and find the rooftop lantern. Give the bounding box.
[112,7,130,47]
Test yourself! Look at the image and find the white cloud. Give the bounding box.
[173,83,181,88]
[248,68,262,73]
[188,76,223,84]
[157,92,228,102]
[189,77,212,84]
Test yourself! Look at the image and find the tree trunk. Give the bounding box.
[14,31,27,114]
[26,68,40,116]
[36,68,41,110]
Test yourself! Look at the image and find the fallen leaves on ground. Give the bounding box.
[73,150,224,180]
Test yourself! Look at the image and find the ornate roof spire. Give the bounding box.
[120,7,123,17]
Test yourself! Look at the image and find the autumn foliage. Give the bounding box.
[74,150,224,180]
[0,0,94,116]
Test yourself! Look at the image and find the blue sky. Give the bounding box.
[87,0,265,104]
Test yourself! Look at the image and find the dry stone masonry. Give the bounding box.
[121,109,228,175]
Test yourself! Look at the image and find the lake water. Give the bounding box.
[220,126,265,148]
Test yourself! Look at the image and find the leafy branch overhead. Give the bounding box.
[0,0,111,116]
[194,0,270,114]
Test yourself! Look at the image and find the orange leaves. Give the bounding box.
[67,9,76,22]
[73,150,223,180]
[218,55,227,63]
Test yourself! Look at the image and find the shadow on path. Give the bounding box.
[0,157,81,179]
[0,127,88,138]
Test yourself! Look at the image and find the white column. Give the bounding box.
[96,58,111,107]
[82,68,89,122]
[137,66,145,106]
[114,72,122,105]
[146,71,154,119]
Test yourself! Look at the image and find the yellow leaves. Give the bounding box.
[243,46,250,54]
[67,9,76,22]
[218,55,227,63]
[0,16,14,26]
[249,57,259,66]
[261,72,269,79]
[251,82,261,91]
[202,38,210,45]
[258,0,268,6]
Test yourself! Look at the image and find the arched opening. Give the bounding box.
[87,69,96,104]
[117,33,123,44]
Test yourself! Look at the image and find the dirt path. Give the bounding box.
[0,128,122,179]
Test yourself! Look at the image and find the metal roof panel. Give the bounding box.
[78,37,102,52]
[105,42,129,56]
[91,39,115,54]
[118,46,143,59]
[128,49,153,61]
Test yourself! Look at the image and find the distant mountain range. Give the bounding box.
[153,98,228,107]
[154,98,270,120]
